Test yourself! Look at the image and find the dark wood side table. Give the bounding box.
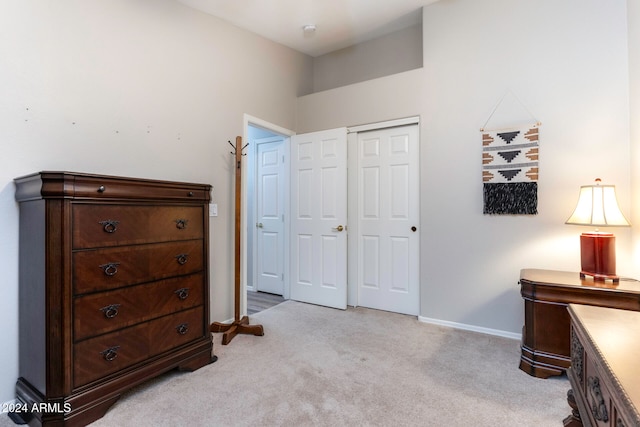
[519,269,640,379]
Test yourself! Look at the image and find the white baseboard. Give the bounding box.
[418,316,521,341]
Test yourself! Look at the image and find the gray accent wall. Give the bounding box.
[312,24,423,93]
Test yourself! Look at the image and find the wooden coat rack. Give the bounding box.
[210,136,264,345]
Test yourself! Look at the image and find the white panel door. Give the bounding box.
[290,128,347,309]
[256,138,285,295]
[357,124,419,315]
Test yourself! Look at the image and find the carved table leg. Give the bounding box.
[563,389,583,427]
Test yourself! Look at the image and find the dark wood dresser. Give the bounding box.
[519,269,640,379]
[12,171,214,426]
[565,304,640,427]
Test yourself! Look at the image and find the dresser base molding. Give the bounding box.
[12,340,214,426]
[519,343,570,379]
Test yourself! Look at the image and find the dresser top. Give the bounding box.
[15,171,212,203]
[569,304,640,418]
[520,268,640,294]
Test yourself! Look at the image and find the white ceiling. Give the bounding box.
[176,0,439,57]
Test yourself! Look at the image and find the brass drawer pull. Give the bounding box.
[99,262,120,276]
[100,346,120,362]
[175,219,188,229]
[98,219,120,233]
[174,288,190,300]
[176,323,189,335]
[175,254,188,265]
[100,304,121,318]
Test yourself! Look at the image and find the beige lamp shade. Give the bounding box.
[565,179,630,227]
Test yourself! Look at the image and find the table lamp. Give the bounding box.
[565,178,630,282]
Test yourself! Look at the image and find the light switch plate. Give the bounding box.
[210,203,217,217]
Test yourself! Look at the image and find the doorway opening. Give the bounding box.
[243,115,294,316]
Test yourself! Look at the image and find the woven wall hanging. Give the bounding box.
[482,124,539,214]
[480,90,541,215]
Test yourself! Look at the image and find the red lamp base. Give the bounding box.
[579,232,619,282]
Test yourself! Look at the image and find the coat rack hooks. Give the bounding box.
[228,140,249,155]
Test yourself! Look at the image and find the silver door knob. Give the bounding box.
[257,222,263,228]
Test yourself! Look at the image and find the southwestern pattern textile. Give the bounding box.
[482,125,539,214]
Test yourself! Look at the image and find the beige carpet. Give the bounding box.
[1,301,569,426]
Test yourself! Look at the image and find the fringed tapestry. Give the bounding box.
[482,125,539,215]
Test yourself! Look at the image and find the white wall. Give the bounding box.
[629,0,640,274]
[298,0,631,334]
[0,0,311,403]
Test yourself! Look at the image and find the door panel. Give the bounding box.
[256,138,285,295]
[297,234,313,285]
[357,124,419,315]
[390,237,409,292]
[362,236,379,288]
[290,128,347,309]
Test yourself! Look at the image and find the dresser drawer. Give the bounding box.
[73,204,204,249]
[73,306,204,388]
[74,321,150,388]
[149,306,205,356]
[74,240,204,294]
[74,273,204,341]
[71,175,210,202]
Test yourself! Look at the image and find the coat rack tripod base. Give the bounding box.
[210,136,264,345]
[210,316,264,345]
